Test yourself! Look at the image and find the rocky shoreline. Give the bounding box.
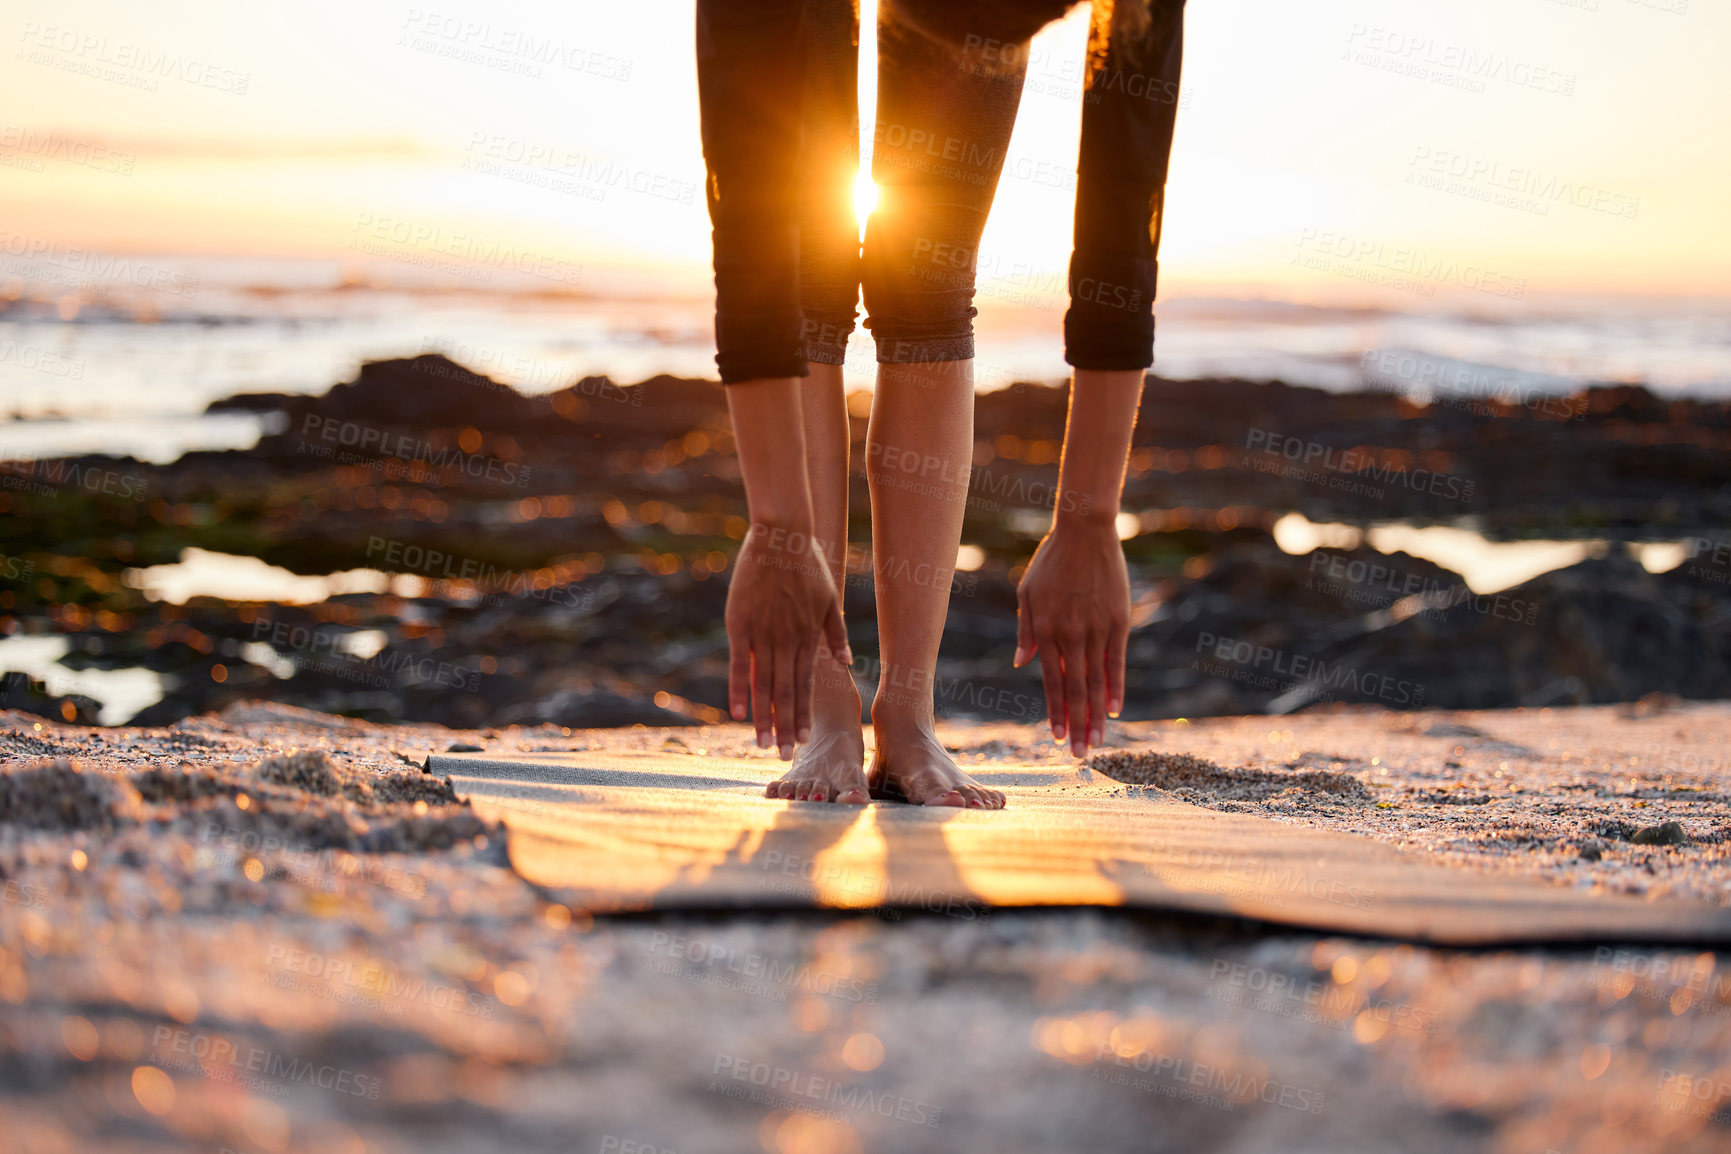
[3,355,1728,729]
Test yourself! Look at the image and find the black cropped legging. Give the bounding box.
[696,0,1185,384]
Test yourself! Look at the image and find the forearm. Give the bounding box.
[726,378,815,531]
[1055,368,1143,526]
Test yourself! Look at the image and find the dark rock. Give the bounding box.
[0,672,102,726]
[1631,821,1690,846]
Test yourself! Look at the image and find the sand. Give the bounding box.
[1,700,1729,1152]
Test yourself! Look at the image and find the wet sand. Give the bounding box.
[2,700,1729,1152]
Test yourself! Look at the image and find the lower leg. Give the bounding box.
[766,361,868,803]
[865,359,1005,808]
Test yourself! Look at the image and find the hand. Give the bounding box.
[1014,518,1130,756]
[725,522,853,759]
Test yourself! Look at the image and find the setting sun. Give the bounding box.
[853,171,880,227]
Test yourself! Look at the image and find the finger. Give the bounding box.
[1085,627,1109,750]
[1106,616,1129,719]
[1061,630,1089,757]
[771,630,797,758]
[728,624,751,722]
[792,636,815,746]
[1036,621,1066,742]
[751,645,773,750]
[821,594,852,666]
[1014,587,1036,668]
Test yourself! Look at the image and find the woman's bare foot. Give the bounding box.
[867,716,1006,809]
[765,666,868,804]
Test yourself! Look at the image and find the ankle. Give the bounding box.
[869,702,936,741]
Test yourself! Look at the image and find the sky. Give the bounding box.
[2,0,1728,305]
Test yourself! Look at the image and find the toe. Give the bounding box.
[923,789,965,808]
[810,781,832,803]
[837,787,869,805]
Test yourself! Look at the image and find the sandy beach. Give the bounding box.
[3,700,1729,1152]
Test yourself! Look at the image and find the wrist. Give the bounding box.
[1053,500,1121,532]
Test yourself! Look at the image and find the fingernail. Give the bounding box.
[731,704,747,721]
[796,726,810,743]
[757,732,770,749]
[779,744,794,760]
[1091,727,1102,747]
[1012,647,1026,667]
[841,648,854,665]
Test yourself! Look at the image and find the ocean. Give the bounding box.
[1,253,1728,463]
